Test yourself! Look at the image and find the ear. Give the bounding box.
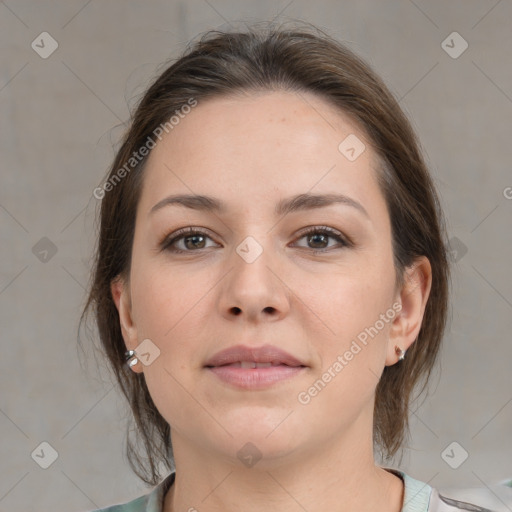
[111,275,142,373]
[385,256,432,366]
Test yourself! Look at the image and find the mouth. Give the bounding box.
[203,344,306,368]
[204,344,307,389]
[207,361,304,369]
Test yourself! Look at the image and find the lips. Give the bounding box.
[204,344,306,368]
[204,344,307,390]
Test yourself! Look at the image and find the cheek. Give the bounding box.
[131,265,200,341]
[314,268,394,337]
[129,269,209,430]
[130,263,217,377]
[304,279,394,417]
[306,266,396,389]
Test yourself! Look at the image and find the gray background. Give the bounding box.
[1,1,511,511]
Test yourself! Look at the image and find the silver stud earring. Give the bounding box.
[125,349,139,368]
[395,345,406,361]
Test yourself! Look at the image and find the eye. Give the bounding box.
[292,226,351,251]
[160,227,218,253]
[160,225,352,255]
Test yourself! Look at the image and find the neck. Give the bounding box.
[163,414,404,512]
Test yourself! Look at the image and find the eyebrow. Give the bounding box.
[149,192,370,219]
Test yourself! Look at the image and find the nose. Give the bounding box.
[217,236,291,324]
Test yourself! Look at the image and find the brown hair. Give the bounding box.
[79,20,451,486]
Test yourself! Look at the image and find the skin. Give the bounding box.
[111,90,432,512]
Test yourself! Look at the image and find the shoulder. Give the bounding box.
[88,473,176,512]
[384,468,512,512]
[90,493,151,512]
[429,481,512,512]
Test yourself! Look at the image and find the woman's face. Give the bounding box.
[113,90,415,465]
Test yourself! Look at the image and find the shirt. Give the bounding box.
[90,468,505,512]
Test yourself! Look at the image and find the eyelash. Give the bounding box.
[160,226,352,254]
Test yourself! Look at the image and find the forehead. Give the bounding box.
[138,90,383,217]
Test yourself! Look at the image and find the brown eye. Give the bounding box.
[182,234,207,250]
[307,232,329,249]
[161,228,218,253]
[293,227,351,251]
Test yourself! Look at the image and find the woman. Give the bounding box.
[81,22,496,512]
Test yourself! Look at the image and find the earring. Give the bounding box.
[395,345,406,361]
[125,349,139,368]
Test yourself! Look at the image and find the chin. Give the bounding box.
[211,417,305,462]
